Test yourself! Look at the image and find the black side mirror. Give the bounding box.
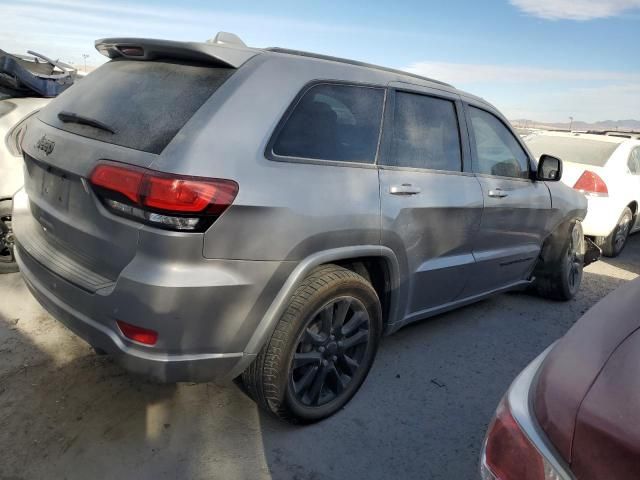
[537,154,563,181]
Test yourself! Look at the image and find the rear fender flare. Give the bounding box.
[243,246,401,356]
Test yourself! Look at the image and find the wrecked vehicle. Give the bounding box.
[0,50,76,272]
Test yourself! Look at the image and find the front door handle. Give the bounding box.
[390,184,421,195]
[488,189,508,198]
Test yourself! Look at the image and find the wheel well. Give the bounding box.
[332,257,392,329]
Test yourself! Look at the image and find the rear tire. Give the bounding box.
[595,207,633,258]
[239,264,382,424]
[535,222,583,301]
[0,200,18,274]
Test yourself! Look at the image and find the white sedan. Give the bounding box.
[526,131,640,257]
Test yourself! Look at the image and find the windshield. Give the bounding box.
[526,135,620,167]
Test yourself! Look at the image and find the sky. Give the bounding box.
[2,0,639,123]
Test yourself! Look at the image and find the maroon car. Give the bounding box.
[481,277,640,480]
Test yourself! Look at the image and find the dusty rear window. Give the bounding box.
[526,135,620,167]
[39,59,233,154]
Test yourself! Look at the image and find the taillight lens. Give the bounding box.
[573,170,608,196]
[90,164,144,203]
[481,399,562,480]
[89,163,238,232]
[116,320,158,346]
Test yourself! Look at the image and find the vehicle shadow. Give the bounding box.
[0,273,271,480]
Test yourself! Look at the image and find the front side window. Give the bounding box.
[272,83,385,163]
[383,91,462,171]
[628,148,640,175]
[469,106,530,179]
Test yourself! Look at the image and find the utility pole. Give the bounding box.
[82,53,89,72]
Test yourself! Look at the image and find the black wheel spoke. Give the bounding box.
[320,307,333,336]
[308,363,329,405]
[329,363,347,395]
[333,299,351,331]
[341,311,367,337]
[342,329,368,350]
[294,365,318,394]
[341,354,359,376]
[293,351,322,369]
[304,328,325,346]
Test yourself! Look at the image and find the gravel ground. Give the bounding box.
[1,237,639,480]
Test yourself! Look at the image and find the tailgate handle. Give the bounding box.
[390,184,421,195]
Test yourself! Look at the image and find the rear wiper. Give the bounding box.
[58,111,115,134]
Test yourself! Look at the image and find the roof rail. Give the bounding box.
[265,47,453,88]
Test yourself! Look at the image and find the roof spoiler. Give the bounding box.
[95,36,257,68]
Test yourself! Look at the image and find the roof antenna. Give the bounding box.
[207,32,247,47]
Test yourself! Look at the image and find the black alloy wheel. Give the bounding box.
[289,296,371,407]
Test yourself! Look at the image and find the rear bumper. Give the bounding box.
[17,245,258,382]
[12,187,294,383]
[581,196,624,237]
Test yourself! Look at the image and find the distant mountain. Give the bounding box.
[511,119,640,132]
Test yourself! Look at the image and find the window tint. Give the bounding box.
[273,84,384,163]
[384,92,462,171]
[628,148,640,175]
[469,107,530,179]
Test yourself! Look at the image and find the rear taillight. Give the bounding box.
[573,170,608,196]
[481,399,562,480]
[89,163,238,232]
[116,320,158,346]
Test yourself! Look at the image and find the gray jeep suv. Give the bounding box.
[13,33,588,423]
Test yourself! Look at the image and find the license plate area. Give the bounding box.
[41,167,71,210]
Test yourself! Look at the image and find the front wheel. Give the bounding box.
[239,264,382,424]
[535,222,584,301]
[596,207,633,258]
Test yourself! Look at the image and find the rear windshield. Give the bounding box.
[39,59,233,154]
[526,135,620,167]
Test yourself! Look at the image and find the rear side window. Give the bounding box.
[469,106,530,179]
[39,59,233,154]
[384,91,461,171]
[272,83,385,164]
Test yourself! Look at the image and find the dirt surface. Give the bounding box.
[1,237,639,480]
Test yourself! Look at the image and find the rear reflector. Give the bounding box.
[89,163,238,232]
[116,320,158,346]
[573,170,608,196]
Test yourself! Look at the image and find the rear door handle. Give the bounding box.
[390,184,421,195]
[488,189,508,198]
